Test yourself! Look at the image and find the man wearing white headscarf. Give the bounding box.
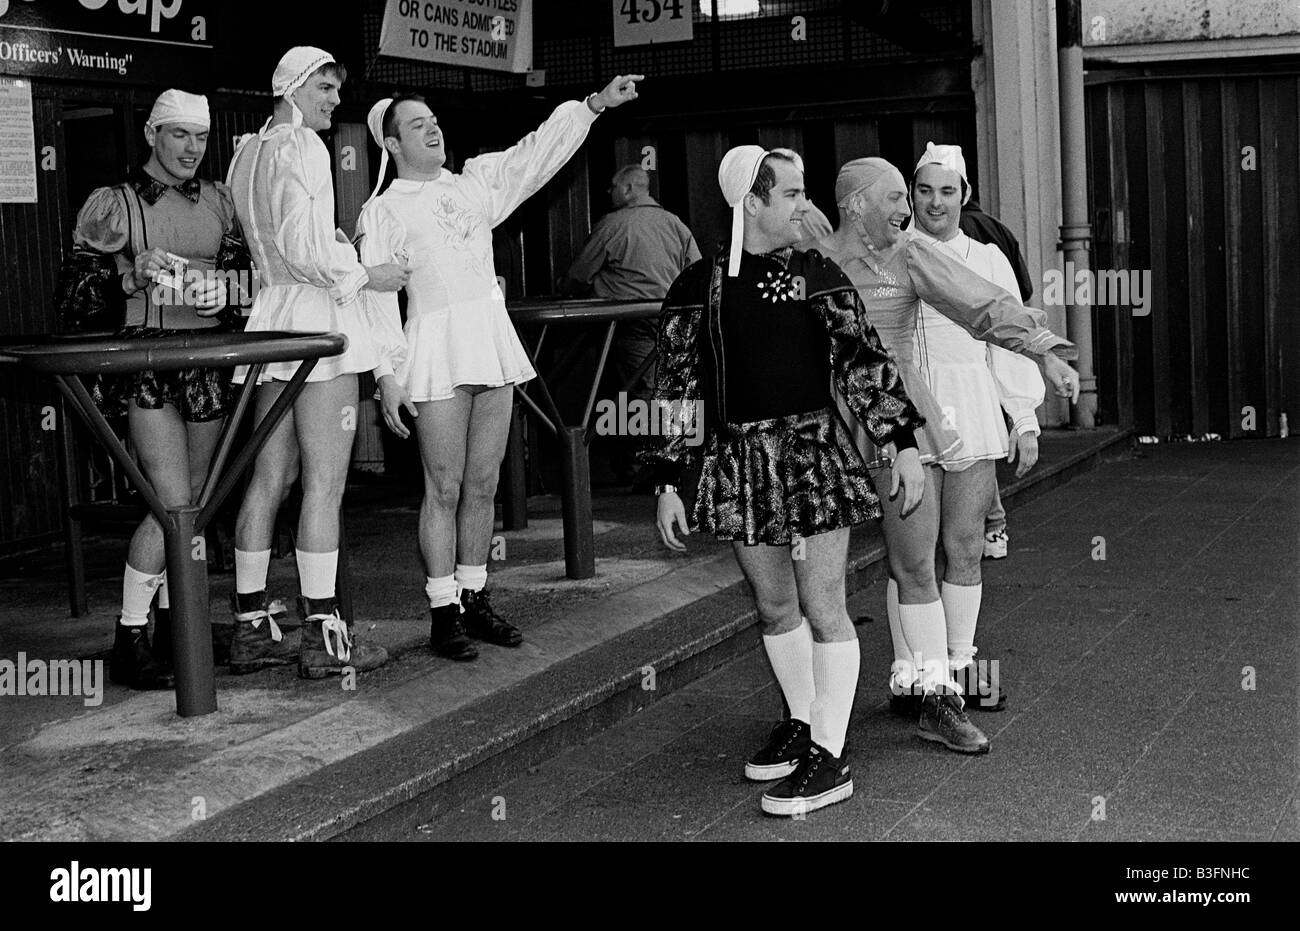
[902,141,1045,715]
[356,75,642,661]
[224,47,411,679]
[55,88,249,690]
[812,154,1078,755]
[642,144,925,817]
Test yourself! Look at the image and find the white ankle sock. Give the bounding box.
[886,578,915,689]
[454,563,488,595]
[157,572,169,610]
[809,639,860,758]
[898,600,951,692]
[761,617,815,724]
[942,581,983,671]
[425,574,458,609]
[120,565,163,626]
[235,548,271,595]
[296,549,337,600]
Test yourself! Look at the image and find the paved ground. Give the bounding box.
[381,439,1300,842]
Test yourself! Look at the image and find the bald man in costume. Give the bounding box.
[812,156,1077,754]
[643,146,925,816]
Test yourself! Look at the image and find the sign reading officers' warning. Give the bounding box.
[378,0,533,74]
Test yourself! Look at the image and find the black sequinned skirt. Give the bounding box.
[694,406,880,546]
[89,326,232,423]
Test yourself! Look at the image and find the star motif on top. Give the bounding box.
[757,268,801,303]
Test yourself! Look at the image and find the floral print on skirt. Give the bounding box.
[694,406,880,546]
[89,326,232,423]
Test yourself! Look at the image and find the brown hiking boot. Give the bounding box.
[229,592,299,674]
[297,596,388,679]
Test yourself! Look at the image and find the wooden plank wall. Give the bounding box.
[1087,72,1299,439]
[0,91,68,554]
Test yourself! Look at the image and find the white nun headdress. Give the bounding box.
[365,97,394,205]
[272,46,337,127]
[716,145,805,277]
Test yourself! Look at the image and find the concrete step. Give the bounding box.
[179,426,1132,841]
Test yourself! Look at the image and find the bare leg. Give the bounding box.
[734,540,813,730]
[455,386,514,566]
[414,391,473,578]
[791,528,854,643]
[871,463,942,604]
[125,403,222,574]
[732,542,802,637]
[940,460,996,586]
[235,381,301,555]
[940,460,997,686]
[293,375,358,554]
[869,463,949,690]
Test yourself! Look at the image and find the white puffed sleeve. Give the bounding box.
[355,199,409,385]
[459,99,599,229]
[269,129,370,306]
[984,246,1045,435]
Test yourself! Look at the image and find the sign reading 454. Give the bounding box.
[612,0,692,48]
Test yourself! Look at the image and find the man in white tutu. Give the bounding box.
[357,76,643,660]
[904,142,1046,709]
[225,47,410,678]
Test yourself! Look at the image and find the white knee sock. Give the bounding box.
[455,563,488,596]
[235,548,271,595]
[296,549,337,600]
[121,565,163,626]
[943,581,983,671]
[886,578,916,689]
[810,639,860,758]
[761,617,815,724]
[425,574,458,609]
[157,572,169,610]
[897,600,951,692]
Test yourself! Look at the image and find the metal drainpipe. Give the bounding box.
[1057,0,1097,428]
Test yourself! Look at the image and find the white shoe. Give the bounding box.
[983,529,1008,559]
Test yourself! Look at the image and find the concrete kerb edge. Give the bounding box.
[179,427,1130,842]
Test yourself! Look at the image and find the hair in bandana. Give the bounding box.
[912,141,971,205]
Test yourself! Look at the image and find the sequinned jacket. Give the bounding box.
[640,246,924,486]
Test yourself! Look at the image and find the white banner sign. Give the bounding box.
[378,0,533,74]
[0,79,37,204]
[612,0,692,48]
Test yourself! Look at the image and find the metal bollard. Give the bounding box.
[163,505,217,717]
[557,426,595,579]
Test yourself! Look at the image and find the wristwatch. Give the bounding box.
[585,93,605,114]
[654,484,678,496]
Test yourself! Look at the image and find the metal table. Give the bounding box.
[0,330,346,717]
[506,298,665,580]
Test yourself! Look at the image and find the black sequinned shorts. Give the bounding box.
[694,406,880,546]
[89,326,232,423]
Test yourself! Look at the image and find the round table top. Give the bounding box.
[506,297,665,325]
[0,330,347,375]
